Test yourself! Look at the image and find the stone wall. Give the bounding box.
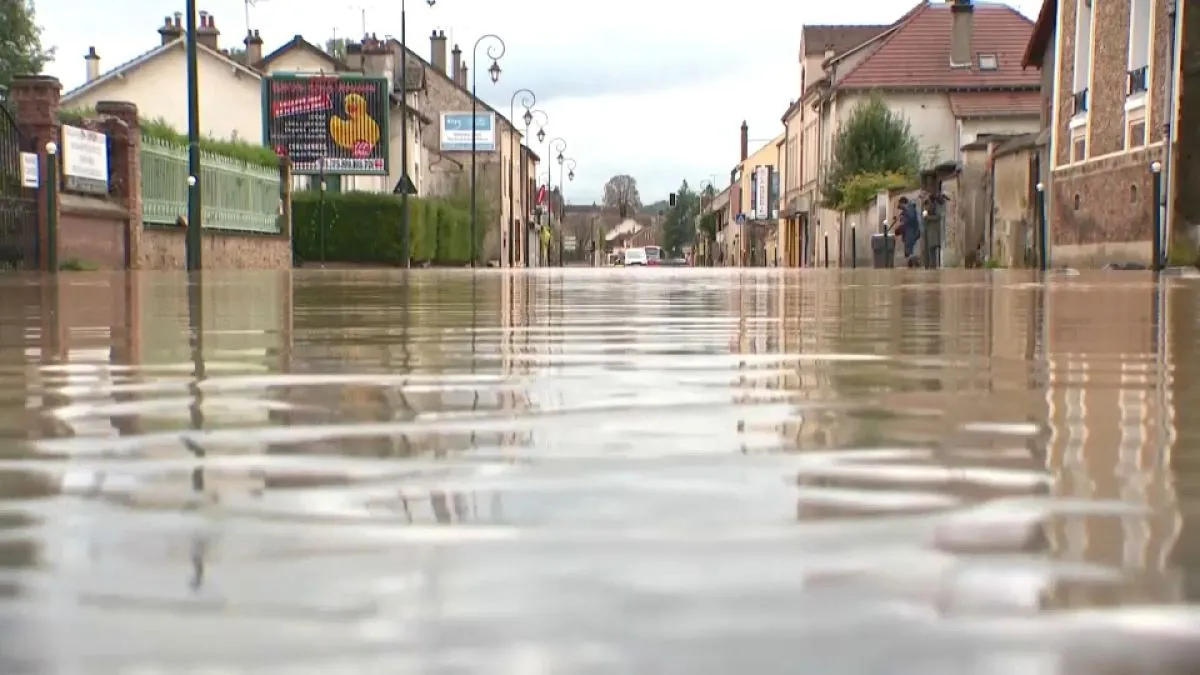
[5,74,291,272]
[991,141,1040,268]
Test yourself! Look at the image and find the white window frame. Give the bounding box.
[1072,0,1093,120]
[1126,0,1151,110]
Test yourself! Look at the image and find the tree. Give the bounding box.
[602,174,642,219]
[0,0,53,91]
[821,92,921,212]
[326,38,347,61]
[661,180,699,257]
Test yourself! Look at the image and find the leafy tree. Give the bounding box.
[0,0,54,90]
[662,180,698,256]
[603,174,642,218]
[326,38,347,60]
[821,92,920,211]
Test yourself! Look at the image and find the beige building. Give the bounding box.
[725,123,783,266]
[780,0,1041,267]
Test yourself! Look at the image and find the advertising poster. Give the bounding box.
[262,74,390,175]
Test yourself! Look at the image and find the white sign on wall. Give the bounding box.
[439,112,496,152]
[61,125,109,194]
[754,165,769,221]
[19,152,38,188]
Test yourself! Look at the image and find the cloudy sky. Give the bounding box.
[38,0,1043,205]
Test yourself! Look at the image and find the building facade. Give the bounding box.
[781,1,1041,267]
[1025,0,1185,267]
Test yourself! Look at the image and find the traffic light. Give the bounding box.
[669,192,676,206]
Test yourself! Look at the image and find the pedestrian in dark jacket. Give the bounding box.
[895,197,921,267]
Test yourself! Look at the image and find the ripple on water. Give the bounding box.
[0,268,1195,673]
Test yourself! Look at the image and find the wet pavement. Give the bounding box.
[1,268,1199,673]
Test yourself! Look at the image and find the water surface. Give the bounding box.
[1,268,1199,674]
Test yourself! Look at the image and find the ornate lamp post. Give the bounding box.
[399,0,438,269]
[470,34,504,268]
[559,156,576,267]
[523,110,548,266]
[508,88,535,269]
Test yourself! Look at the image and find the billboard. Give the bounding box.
[754,165,769,220]
[262,73,390,175]
[440,112,496,152]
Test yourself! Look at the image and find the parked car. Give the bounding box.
[644,246,663,266]
[623,248,648,266]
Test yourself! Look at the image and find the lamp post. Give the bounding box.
[538,169,553,266]
[546,138,566,262]
[184,0,202,271]
[559,156,575,267]
[508,88,535,269]
[44,141,58,273]
[525,110,547,267]
[1151,161,1163,271]
[470,34,505,268]
[399,0,438,269]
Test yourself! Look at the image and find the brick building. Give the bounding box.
[1023,0,1188,266]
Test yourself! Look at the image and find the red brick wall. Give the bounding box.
[1050,144,1164,248]
[60,197,128,269]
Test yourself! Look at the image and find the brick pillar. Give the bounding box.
[8,75,62,271]
[95,101,141,269]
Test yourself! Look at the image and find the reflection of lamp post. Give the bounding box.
[44,141,58,272]
[559,157,576,267]
[470,34,504,268]
[184,0,202,271]
[399,0,439,269]
[508,88,535,269]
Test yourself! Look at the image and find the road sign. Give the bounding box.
[563,235,577,251]
[736,213,746,224]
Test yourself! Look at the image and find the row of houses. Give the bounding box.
[62,11,544,265]
[703,0,1191,269]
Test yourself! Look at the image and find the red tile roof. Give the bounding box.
[1023,0,1057,68]
[835,2,1039,90]
[801,25,890,57]
[948,90,1041,117]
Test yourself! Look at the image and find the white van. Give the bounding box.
[623,248,648,266]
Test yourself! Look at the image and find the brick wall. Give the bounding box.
[6,75,291,271]
[1054,0,1079,168]
[1050,144,1163,253]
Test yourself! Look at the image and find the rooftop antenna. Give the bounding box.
[243,0,260,36]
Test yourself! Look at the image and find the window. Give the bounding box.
[978,53,998,70]
[1127,0,1151,102]
[1072,130,1087,162]
[1127,116,1147,149]
[1073,0,1093,115]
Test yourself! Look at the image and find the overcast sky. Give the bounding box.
[38,0,1042,205]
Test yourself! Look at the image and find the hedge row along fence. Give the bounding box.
[291,191,485,266]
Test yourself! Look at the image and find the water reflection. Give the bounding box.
[0,269,1198,672]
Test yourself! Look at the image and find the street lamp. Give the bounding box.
[45,141,58,272]
[546,137,567,231]
[470,33,505,268]
[508,88,536,269]
[399,0,438,269]
[524,109,549,266]
[559,157,576,267]
[184,0,202,271]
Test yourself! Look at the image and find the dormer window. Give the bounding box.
[978,53,998,70]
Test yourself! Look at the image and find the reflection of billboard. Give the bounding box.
[440,112,496,152]
[262,73,389,175]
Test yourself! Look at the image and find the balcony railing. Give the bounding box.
[1127,66,1149,96]
[1071,88,1089,117]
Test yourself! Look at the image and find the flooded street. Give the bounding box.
[1,268,1200,673]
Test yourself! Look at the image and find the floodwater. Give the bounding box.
[0,268,1199,674]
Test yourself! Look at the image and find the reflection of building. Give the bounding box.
[1043,278,1181,606]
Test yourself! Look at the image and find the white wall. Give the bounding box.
[960,117,1042,146]
[63,44,261,143]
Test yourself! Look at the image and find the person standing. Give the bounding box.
[895,197,921,267]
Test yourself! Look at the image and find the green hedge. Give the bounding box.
[292,190,484,265]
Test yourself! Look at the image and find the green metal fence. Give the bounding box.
[141,136,282,234]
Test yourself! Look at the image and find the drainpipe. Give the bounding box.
[1160,0,1181,261]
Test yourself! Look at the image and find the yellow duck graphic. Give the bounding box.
[329,93,379,158]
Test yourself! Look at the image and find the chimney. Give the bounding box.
[158,15,182,45]
[361,34,396,88]
[84,46,100,82]
[431,30,447,73]
[458,63,468,87]
[949,0,974,68]
[740,121,749,161]
[244,29,263,65]
[196,11,220,51]
[451,44,462,83]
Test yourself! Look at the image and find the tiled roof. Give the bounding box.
[1023,0,1057,68]
[63,40,259,103]
[948,90,1041,117]
[801,25,889,56]
[836,2,1039,90]
[256,35,343,70]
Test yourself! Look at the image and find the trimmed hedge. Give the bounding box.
[292,190,484,266]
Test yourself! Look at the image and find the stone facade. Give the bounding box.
[5,75,291,271]
[1047,0,1177,266]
